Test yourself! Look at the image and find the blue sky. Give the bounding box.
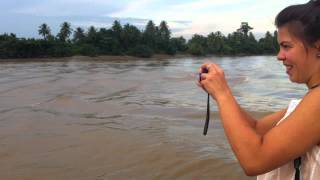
[0,0,307,39]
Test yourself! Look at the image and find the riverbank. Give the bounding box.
[0,54,194,63]
[0,53,277,63]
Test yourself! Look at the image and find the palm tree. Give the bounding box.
[111,20,123,42]
[159,21,170,41]
[122,23,141,50]
[57,22,72,42]
[237,22,253,36]
[38,23,51,40]
[73,27,85,43]
[143,20,157,49]
[86,26,99,44]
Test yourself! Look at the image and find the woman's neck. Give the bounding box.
[307,71,320,90]
[309,83,320,90]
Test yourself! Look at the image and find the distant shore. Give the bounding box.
[0,53,277,63]
[0,54,196,62]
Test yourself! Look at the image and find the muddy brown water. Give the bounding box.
[0,56,306,179]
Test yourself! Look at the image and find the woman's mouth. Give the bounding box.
[284,64,293,75]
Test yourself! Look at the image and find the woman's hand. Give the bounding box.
[197,62,231,101]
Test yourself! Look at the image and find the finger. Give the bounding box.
[196,81,202,87]
[201,62,219,74]
[207,64,213,72]
[200,73,208,81]
[200,63,210,72]
[196,81,208,92]
[210,63,223,73]
[197,74,202,83]
[196,81,207,92]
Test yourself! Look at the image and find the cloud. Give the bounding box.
[126,0,306,38]
[171,0,250,10]
[108,0,157,18]
[103,0,255,38]
[1,0,307,39]
[72,17,151,31]
[11,0,123,17]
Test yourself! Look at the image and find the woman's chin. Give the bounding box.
[288,76,304,84]
[288,75,297,83]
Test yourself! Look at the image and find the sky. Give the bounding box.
[0,0,307,39]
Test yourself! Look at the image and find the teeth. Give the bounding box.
[285,65,293,71]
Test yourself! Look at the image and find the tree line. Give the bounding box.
[0,21,279,59]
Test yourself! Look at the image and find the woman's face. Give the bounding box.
[277,26,320,86]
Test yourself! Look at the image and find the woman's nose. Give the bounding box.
[277,50,285,61]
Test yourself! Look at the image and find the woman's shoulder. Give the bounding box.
[276,88,320,142]
[291,87,320,131]
[299,87,320,109]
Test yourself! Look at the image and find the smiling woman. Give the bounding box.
[276,27,316,84]
[275,0,320,88]
[197,0,320,180]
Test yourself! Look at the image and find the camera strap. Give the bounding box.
[199,69,211,136]
[203,93,210,135]
[294,157,301,180]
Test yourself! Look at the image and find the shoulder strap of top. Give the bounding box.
[277,99,302,126]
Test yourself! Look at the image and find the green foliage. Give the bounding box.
[57,22,72,42]
[188,34,207,55]
[159,21,170,41]
[49,42,73,57]
[166,40,177,55]
[0,33,74,58]
[259,31,278,54]
[111,20,122,40]
[127,44,154,58]
[73,27,85,43]
[38,23,51,40]
[207,31,225,54]
[273,31,280,52]
[72,43,98,57]
[96,27,124,56]
[122,24,141,52]
[170,37,187,52]
[157,21,171,52]
[237,22,253,36]
[143,20,157,50]
[0,21,280,59]
[86,26,99,44]
[185,22,278,56]
[188,43,205,56]
[0,33,18,58]
[111,20,123,52]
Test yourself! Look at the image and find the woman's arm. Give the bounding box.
[198,64,286,136]
[241,108,287,136]
[199,63,320,176]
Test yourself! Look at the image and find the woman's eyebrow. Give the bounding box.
[279,41,291,45]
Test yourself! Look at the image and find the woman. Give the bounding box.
[197,0,320,179]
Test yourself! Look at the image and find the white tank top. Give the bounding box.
[257,99,320,180]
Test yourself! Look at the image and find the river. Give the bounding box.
[0,56,307,179]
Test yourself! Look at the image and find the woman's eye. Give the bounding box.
[282,44,290,49]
